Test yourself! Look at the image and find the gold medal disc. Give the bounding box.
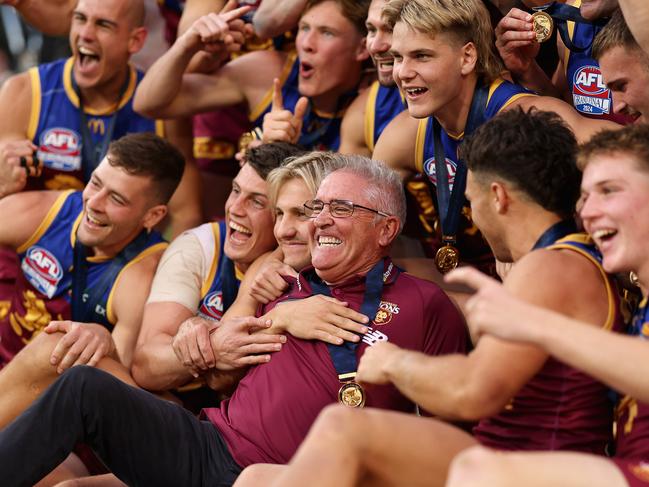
[238,131,255,153]
[338,382,366,408]
[435,244,460,274]
[532,11,554,43]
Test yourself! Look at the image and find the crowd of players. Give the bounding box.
[0,0,648,485]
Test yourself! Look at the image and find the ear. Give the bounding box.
[355,36,370,62]
[142,204,168,231]
[460,41,478,77]
[490,181,509,214]
[377,215,401,247]
[128,26,148,55]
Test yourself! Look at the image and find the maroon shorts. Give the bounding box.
[613,459,649,487]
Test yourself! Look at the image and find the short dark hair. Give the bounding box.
[592,9,646,62]
[246,142,307,180]
[304,0,371,35]
[460,108,581,219]
[578,124,649,173]
[106,132,184,204]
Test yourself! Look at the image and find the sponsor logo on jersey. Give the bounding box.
[362,327,389,346]
[198,291,224,321]
[21,246,64,298]
[423,157,457,191]
[37,127,82,171]
[572,65,611,116]
[373,300,400,326]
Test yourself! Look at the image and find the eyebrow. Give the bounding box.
[73,9,118,28]
[93,174,130,204]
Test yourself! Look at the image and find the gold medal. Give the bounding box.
[435,244,460,274]
[531,11,554,43]
[238,131,255,153]
[338,381,366,408]
[630,271,640,287]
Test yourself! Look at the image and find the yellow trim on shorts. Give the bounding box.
[106,241,168,325]
[414,118,429,173]
[248,51,298,122]
[364,81,380,152]
[201,222,223,296]
[17,190,76,253]
[27,68,41,141]
[63,58,138,115]
[549,233,616,331]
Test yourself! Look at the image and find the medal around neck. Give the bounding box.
[532,11,554,43]
[435,243,460,274]
[338,381,366,408]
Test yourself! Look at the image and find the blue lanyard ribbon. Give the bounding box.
[429,80,489,241]
[307,259,387,377]
[531,219,577,250]
[540,2,608,53]
[218,253,238,312]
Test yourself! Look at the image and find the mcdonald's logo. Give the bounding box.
[87,118,105,135]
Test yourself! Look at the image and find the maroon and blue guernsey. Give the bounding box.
[204,259,468,466]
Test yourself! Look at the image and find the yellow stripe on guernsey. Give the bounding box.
[201,222,222,296]
[155,119,165,138]
[17,190,75,253]
[63,58,137,115]
[364,81,380,152]
[563,0,581,75]
[492,78,536,113]
[27,67,42,141]
[106,242,168,325]
[549,232,616,331]
[249,51,298,122]
[414,117,429,173]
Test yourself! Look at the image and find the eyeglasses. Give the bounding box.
[303,199,390,218]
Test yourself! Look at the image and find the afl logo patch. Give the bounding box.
[21,246,63,299]
[423,157,457,190]
[572,65,611,115]
[373,301,400,326]
[199,291,224,321]
[37,127,82,172]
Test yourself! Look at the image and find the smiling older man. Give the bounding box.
[0,154,467,486]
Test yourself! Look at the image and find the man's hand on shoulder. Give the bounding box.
[45,320,116,374]
[249,255,297,304]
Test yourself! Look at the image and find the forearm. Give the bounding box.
[381,350,488,420]
[535,312,649,403]
[252,0,305,39]
[513,61,562,99]
[134,40,198,118]
[14,0,74,36]
[130,339,194,391]
[619,0,649,55]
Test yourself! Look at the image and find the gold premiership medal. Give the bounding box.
[238,131,255,153]
[338,381,366,408]
[630,271,640,287]
[435,244,460,274]
[531,11,554,43]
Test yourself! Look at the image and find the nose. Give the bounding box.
[227,192,247,218]
[85,188,107,213]
[370,30,390,56]
[395,57,414,83]
[299,29,316,53]
[312,204,334,228]
[612,92,627,115]
[276,215,297,240]
[578,193,600,223]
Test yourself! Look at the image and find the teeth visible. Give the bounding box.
[592,229,616,240]
[230,222,251,235]
[406,88,426,95]
[79,46,97,56]
[318,236,342,246]
[86,212,104,225]
[379,60,394,68]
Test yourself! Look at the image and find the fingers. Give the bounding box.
[220,3,252,23]
[44,320,70,334]
[293,96,309,123]
[445,267,497,291]
[271,78,284,111]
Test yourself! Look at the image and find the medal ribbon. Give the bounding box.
[539,2,608,53]
[531,218,578,250]
[429,80,489,242]
[71,229,150,324]
[307,258,387,378]
[72,70,131,182]
[218,253,239,312]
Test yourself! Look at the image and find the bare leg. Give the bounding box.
[446,446,629,487]
[0,332,138,429]
[35,454,89,487]
[234,464,287,486]
[270,404,477,487]
[54,473,128,486]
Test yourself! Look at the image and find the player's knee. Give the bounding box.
[236,464,283,486]
[16,331,63,372]
[314,404,359,432]
[447,446,499,487]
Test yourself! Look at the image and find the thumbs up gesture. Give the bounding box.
[262,78,309,144]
